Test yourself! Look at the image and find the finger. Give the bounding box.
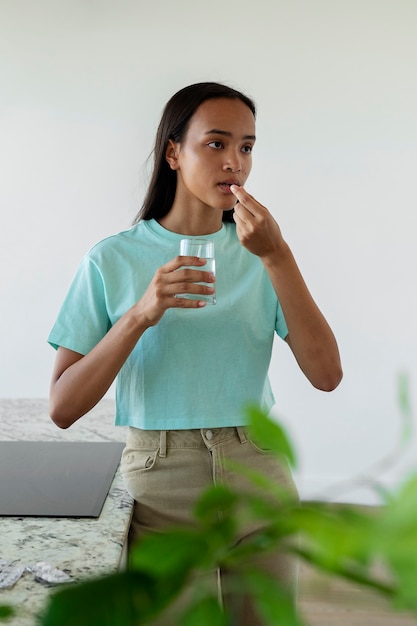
[171,280,215,303]
[172,297,208,308]
[170,267,216,286]
[231,185,264,218]
[233,201,257,231]
[163,255,207,273]
[230,185,254,209]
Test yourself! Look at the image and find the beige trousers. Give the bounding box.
[121,426,299,625]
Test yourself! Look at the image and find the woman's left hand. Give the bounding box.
[231,185,285,259]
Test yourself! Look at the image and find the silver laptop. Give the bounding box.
[0,441,125,517]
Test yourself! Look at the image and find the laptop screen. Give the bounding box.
[0,441,125,517]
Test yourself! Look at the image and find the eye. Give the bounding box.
[241,144,253,154]
[208,141,223,149]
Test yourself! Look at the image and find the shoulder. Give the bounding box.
[85,222,149,265]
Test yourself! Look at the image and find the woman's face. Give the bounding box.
[166,97,256,214]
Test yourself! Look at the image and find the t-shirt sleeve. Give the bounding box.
[48,255,111,354]
[275,299,288,340]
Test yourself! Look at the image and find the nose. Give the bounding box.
[223,148,242,172]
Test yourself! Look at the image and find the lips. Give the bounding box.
[220,179,240,186]
[218,180,241,193]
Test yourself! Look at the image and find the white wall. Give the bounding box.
[1,0,416,503]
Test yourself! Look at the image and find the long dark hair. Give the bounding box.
[133,82,256,224]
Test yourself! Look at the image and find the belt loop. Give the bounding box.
[159,430,167,457]
[236,426,247,443]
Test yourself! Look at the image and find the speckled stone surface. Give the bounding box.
[0,399,133,626]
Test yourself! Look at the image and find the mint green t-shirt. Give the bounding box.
[48,219,288,429]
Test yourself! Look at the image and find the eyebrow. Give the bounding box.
[205,129,256,141]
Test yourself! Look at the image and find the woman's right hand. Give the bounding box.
[133,255,216,327]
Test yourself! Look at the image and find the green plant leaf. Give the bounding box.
[291,503,376,569]
[221,524,292,573]
[224,457,298,508]
[194,484,239,523]
[129,529,207,577]
[374,473,417,610]
[245,405,297,469]
[0,606,15,620]
[181,596,227,626]
[241,569,305,626]
[40,571,177,626]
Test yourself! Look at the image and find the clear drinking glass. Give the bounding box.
[179,239,216,305]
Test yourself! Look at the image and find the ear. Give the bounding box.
[165,139,181,170]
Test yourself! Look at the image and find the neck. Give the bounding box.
[158,202,223,236]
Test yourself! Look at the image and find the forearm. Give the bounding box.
[230,184,342,390]
[262,243,343,391]
[49,308,149,428]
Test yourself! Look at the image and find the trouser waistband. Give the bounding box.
[157,426,248,458]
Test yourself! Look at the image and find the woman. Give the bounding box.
[48,82,342,624]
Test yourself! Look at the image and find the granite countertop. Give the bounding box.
[0,398,133,626]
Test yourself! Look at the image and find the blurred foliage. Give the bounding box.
[2,375,416,625]
[0,607,14,621]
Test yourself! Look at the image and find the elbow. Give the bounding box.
[49,398,77,429]
[314,365,343,392]
[49,410,72,430]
